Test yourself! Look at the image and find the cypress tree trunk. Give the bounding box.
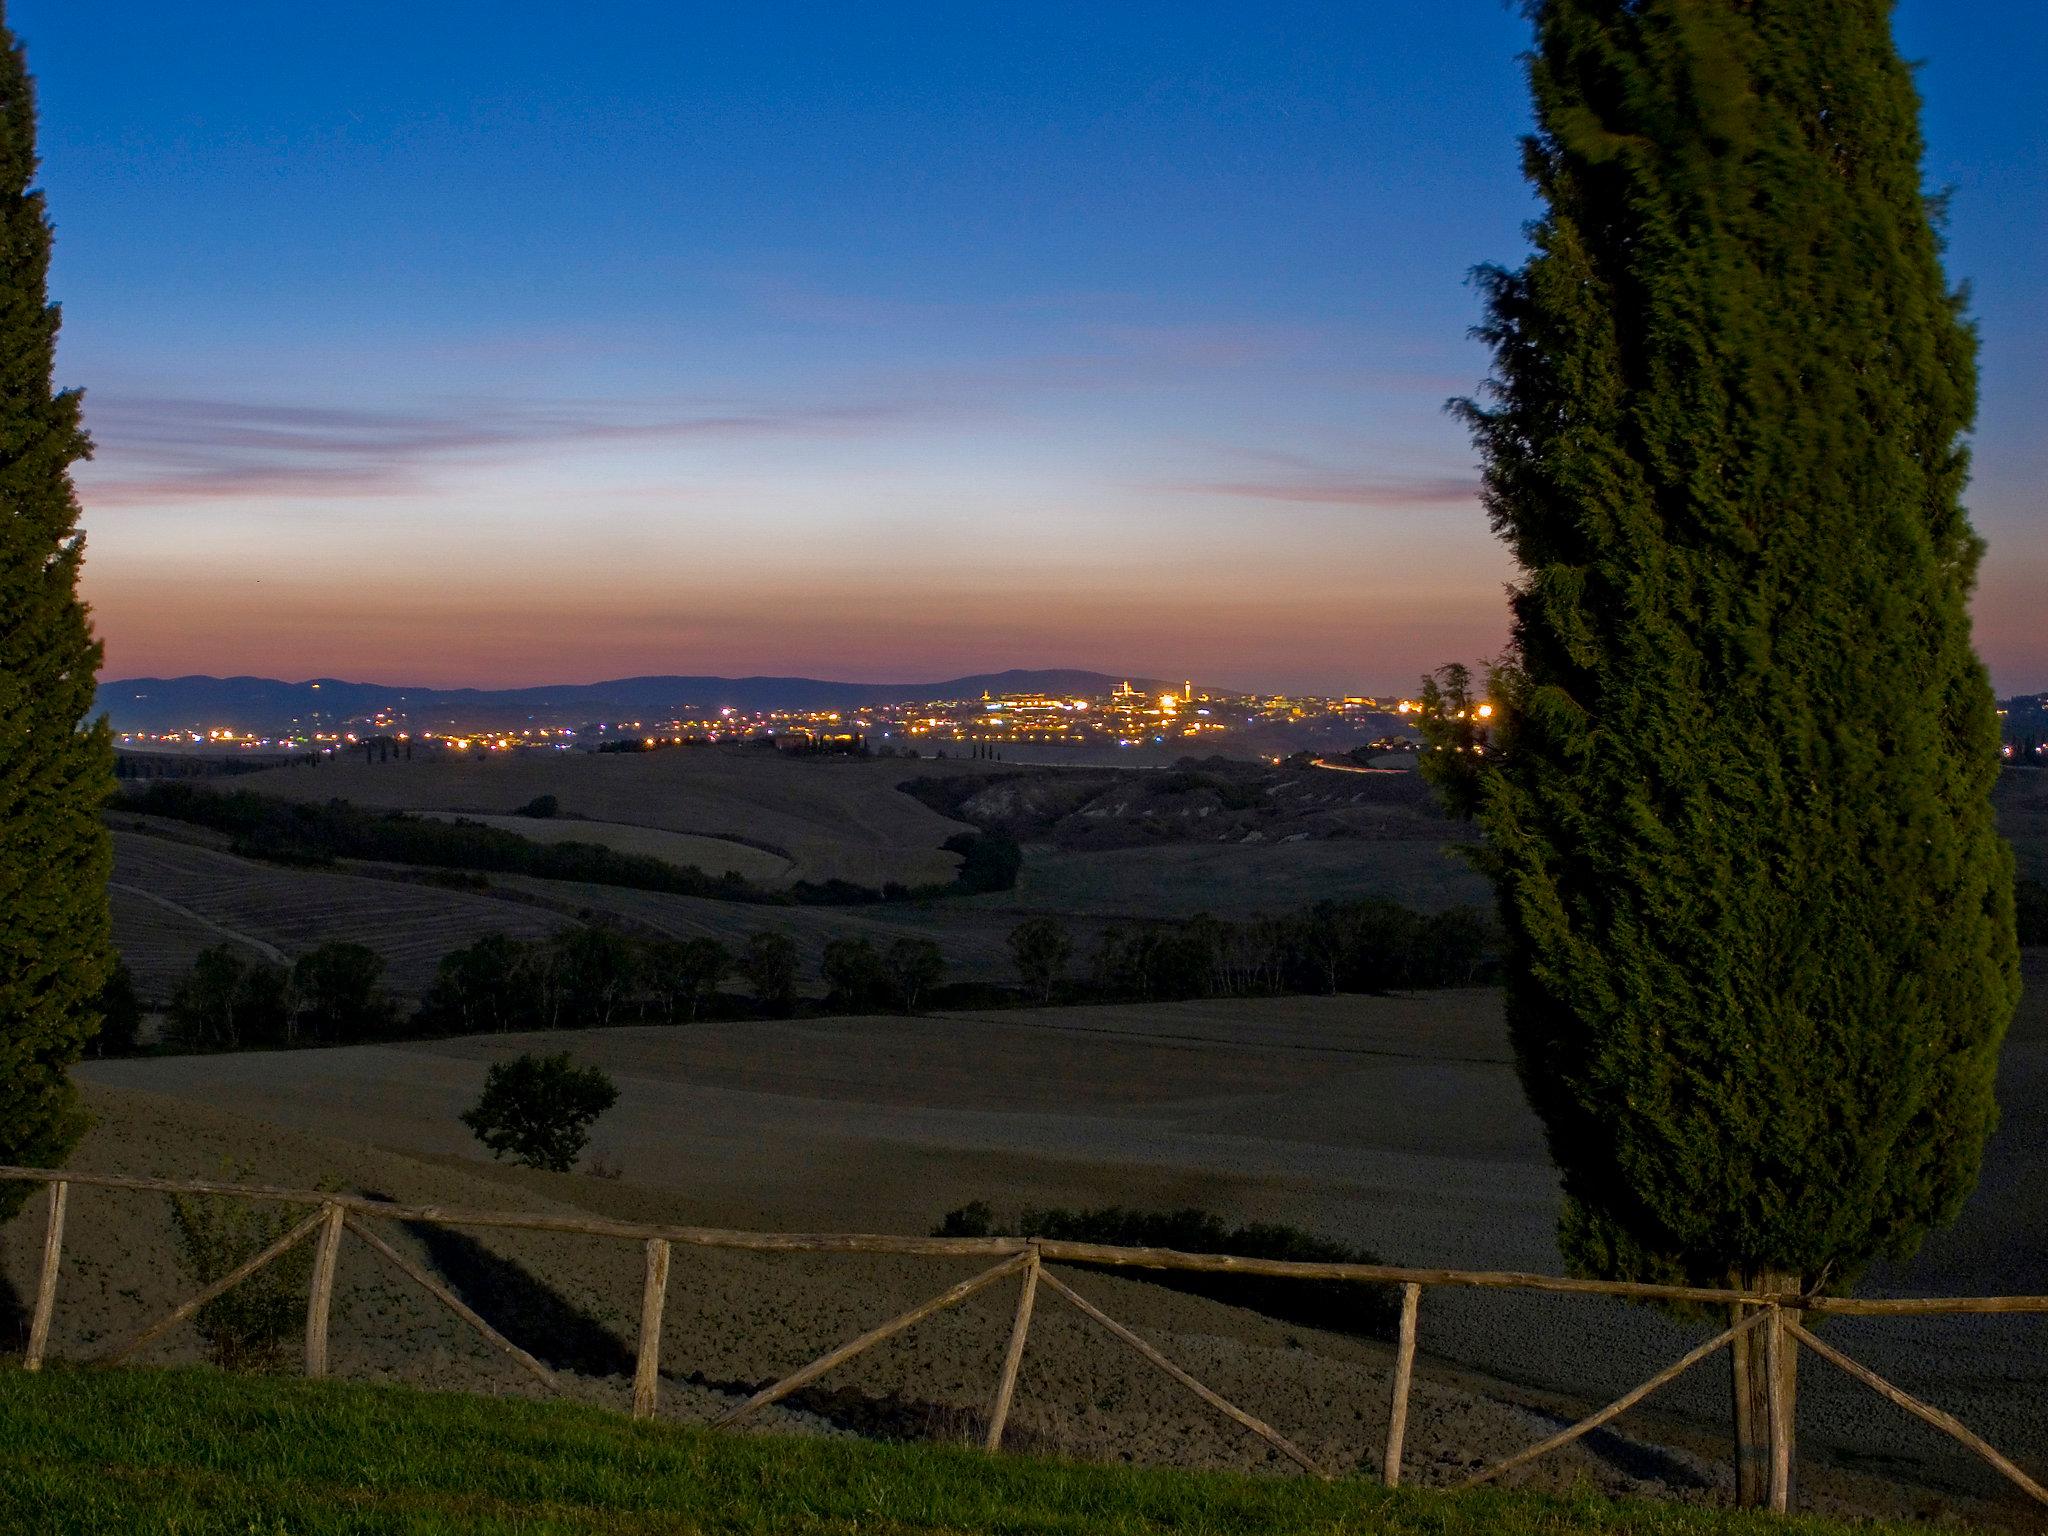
[0,4,111,1217]
[1456,0,2018,1503]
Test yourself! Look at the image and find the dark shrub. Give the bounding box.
[461,1052,619,1172]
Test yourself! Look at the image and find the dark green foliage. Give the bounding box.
[820,937,890,1012]
[168,947,290,1051]
[1416,663,1492,820]
[514,794,559,818]
[942,830,1022,894]
[0,15,110,1217]
[2018,879,2048,947]
[418,934,543,1035]
[882,937,944,1012]
[1008,915,1073,1003]
[167,1171,318,1370]
[550,924,637,1029]
[1455,1,2018,1290]
[641,936,729,1023]
[87,961,142,1057]
[1088,901,1488,1003]
[934,1203,1397,1338]
[460,1051,619,1172]
[290,942,396,1043]
[737,931,798,1015]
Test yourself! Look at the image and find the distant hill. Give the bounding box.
[95,669,1176,733]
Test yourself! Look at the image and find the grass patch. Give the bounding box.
[0,1366,1935,1535]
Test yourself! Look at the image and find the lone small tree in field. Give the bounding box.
[1456,0,2018,1500]
[460,1051,619,1173]
[0,10,113,1215]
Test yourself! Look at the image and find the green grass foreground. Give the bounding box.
[1,1367,1925,1536]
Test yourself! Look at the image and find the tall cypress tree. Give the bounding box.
[0,4,111,1216]
[1455,0,2017,1496]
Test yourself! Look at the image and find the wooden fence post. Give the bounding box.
[24,1180,68,1372]
[102,1203,331,1367]
[633,1238,670,1420]
[1462,1309,1768,1490]
[304,1203,345,1379]
[1786,1318,2048,1508]
[1383,1281,1421,1487]
[985,1248,1040,1452]
[1765,1305,1793,1513]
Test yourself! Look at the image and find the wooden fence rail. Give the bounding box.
[4,1165,2043,1514]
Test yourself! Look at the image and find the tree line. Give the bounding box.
[121,780,1022,904]
[97,893,1497,1057]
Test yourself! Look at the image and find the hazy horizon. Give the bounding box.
[22,2,2044,694]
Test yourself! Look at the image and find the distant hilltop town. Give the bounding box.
[107,678,2048,766]
[107,677,1434,762]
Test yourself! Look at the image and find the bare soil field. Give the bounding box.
[110,830,567,1000]
[235,749,1008,889]
[980,840,1491,919]
[489,875,1021,986]
[108,825,1024,999]
[413,812,795,883]
[53,965,2048,1523]
[109,880,282,1000]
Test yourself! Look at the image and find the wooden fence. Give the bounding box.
[6,1166,2045,1514]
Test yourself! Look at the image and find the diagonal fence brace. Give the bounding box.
[1787,1319,2048,1507]
[1037,1266,1328,1478]
[1461,1306,1772,1490]
[344,1213,563,1394]
[715,1250,1033,1429]
[99,1204,330,1367]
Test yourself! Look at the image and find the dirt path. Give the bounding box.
[108,880,287,963]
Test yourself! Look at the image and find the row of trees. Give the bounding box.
[1008,902,1488,1006]
[123,891,1496,1056]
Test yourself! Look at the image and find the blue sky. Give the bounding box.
[17,1,2045,691]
